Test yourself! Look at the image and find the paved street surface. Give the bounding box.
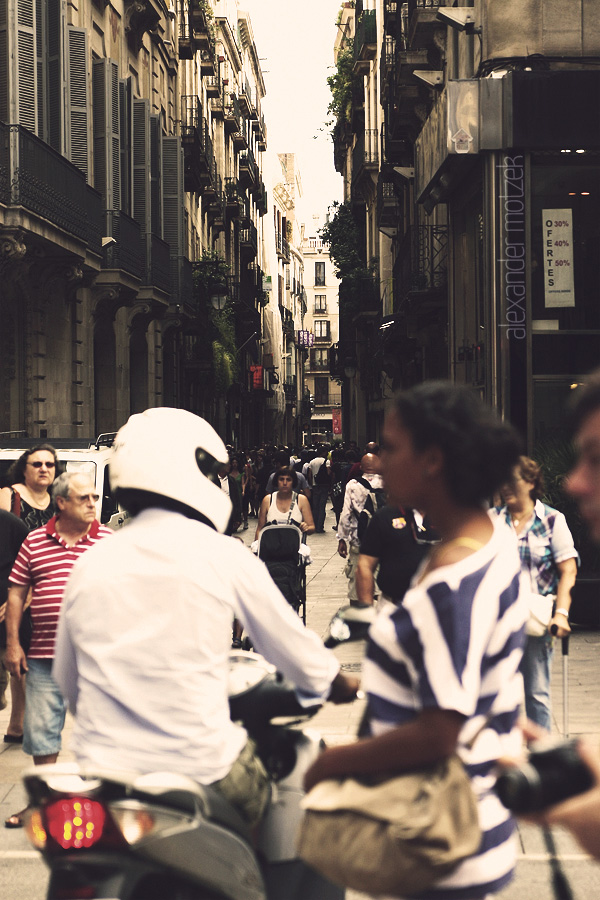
[2,503,599,898]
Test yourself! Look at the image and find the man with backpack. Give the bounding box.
[336,453,384,605]
[307,444,331,533]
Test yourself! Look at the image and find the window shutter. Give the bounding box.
[150,113,163,237]
[310,348,316,369]
[66,26,90,178]
[119,77,133,216]
[46,0,62,151]
[163,135,184,298]
[16,0,37,132]
[93,58,120,210]
[132,98,151,233]
[162,135,183,256]
[0,2,8,122]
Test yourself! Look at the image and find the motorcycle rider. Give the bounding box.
[52,408,358,827]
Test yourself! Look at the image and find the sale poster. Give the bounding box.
[542,210,575,308]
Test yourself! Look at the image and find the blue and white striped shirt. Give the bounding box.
[362,517,528,900]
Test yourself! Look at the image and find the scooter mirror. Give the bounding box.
[324,604,376,648]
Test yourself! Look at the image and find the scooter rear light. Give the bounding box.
[109,801,194,845]
[45,798,107,850]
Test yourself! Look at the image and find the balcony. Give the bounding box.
[380,35,396,104]
[205,178,225,232]
[238,77,255,118]
[190,0,215,53]
[177,0,193,59]
[314,389,342,409]
[253,113,267,151]
[353,10,377,75]
[256,182,268,216]
[102,210,144,279]
[352,129,379,190]
[240,222,258,261]
[181,97,216,193]
[339,274,380,322]
[143,233,171,295]
[280,305,295,339]
[314,329,331,344]
[377,175,402,238]
[276,232,290,262]
[0,122,101,254]
[225,177,244,218]
[283,375,297,403]
[239,148,259,190]
[406,0,446,50]
[397,224,448,298]
[205,75,220,98]
[384,0,398,33]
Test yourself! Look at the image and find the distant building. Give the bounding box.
[301,231,341,443]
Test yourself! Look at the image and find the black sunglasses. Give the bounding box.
[28,461,56,468]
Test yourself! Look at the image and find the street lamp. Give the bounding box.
[210,282,229,311]
[344,356,358,379]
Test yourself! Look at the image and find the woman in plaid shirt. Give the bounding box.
[494,456,578,730]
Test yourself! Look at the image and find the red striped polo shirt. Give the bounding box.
[9,516,113,659]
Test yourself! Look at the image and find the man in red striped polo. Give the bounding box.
[4,471,113,828]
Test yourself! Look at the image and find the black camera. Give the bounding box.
[495,738,595,814]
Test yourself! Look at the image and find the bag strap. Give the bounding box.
[286,493,297,525]
[10,489,21,519]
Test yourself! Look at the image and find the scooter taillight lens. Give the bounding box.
[45,798,106,849]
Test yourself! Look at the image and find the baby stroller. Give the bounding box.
[256,524,308,623]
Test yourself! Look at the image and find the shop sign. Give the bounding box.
[542,210,575,308]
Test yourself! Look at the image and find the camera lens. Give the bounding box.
[495,762,543,814]
[495,739,595,814]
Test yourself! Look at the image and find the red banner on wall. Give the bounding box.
[250,365,263,389]
[332,407,342,435]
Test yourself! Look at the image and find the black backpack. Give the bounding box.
[356,477,386,541]
[314,459,330,486]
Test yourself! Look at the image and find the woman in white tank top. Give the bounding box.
[255,467,315,540]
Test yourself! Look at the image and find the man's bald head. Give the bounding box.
[360,453,380,475]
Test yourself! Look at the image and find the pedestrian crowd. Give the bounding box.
[2,376,600,898]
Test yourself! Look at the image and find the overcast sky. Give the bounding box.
[241,0,344,233]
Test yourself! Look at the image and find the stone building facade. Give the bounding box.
[0,0,274,445]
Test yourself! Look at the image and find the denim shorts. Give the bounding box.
[23,658,67,758]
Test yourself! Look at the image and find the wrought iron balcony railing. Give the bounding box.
[0,122,101,253]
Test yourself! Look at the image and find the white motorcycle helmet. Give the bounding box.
[109,408,232,533]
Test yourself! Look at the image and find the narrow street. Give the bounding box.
[1,501,599,898]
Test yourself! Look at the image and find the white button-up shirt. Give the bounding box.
[337,473,384,547]
[53,508,339,783]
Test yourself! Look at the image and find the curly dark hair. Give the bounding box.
[517,455,545,500]
[276,466,298,489]
[8,444,62,485]
[392,381,523,507]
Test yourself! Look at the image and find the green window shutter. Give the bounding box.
[93,58,120,210]
[17,0,36,132]
[66,26,90,178]
[119,77,133,216]
[133,97,151,233]
[150,113,163,237]
[162,135,183,256]
[45,0,62,150]
[0,0,7,123]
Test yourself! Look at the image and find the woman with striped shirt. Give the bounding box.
[304,382,528,900]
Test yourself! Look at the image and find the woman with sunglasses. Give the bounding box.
[0,444,60,744]
[0,444,60,531]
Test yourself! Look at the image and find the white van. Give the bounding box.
[0,435,128,531]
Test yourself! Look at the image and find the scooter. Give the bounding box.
[20,619,372,900]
